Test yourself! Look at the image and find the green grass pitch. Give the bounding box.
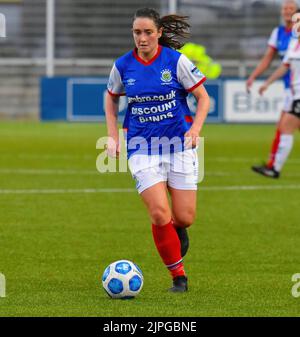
[0,121,299,317]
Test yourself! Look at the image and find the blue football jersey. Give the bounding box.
[107,46,206,158]
[268,25,293,88]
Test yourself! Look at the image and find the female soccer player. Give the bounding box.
[105,8,210,292]
[246,0,297,177]
[258,20,300,177]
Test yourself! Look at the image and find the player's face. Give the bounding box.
[132,18,162,55]
[281,1,297,24]
[294,16,300,39]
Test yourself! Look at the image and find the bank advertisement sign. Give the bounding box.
[224,80,285,123]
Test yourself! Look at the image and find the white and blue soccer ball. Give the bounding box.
[102,260,144,299]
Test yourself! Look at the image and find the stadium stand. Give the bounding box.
[0,0,284,118]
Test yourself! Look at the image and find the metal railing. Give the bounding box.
[0,58,281,78]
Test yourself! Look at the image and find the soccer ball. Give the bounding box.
[102,260,143,299]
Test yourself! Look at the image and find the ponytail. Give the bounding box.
[159,15,190,50]
[133,8,190,50]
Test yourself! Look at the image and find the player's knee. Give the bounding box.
[279,123,290,133]
[150,206,171,226]
[279,115,299,134]
[173,210,195,228]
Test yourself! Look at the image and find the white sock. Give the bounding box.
[273,134,294,172]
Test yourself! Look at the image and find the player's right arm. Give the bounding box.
[105,63,126,158]
[105,93,120,158]
[246,46,277,92]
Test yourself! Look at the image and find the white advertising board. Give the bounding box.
[224,80,286,122]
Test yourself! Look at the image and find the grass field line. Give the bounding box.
[211,157,300,164]
[0,168,97,175]
[1,153,300,164]
[1,168,300,178]
[1,184,300,194]
[0,188,136,194]
[0,168,235,176]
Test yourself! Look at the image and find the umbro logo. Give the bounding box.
[127,78,136,86]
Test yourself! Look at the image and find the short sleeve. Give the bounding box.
[268,27,278,50]
[107,63,126,96]
[177,54,206,92]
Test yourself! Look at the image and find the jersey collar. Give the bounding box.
[285,26,292,33]
[133,45,162,66]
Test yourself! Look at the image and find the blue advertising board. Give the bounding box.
[40,77,223,122]
[186,80,223,122]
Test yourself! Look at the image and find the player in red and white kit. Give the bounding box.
[258,19,300,176]
[246,0,297,178]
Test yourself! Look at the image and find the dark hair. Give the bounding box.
[133,8,190,50]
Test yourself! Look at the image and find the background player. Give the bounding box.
[246,0,297,177]
[105,8,210,292]
[258,11,300,177]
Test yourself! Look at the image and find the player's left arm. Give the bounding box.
[259,63,289,96]
[184,84,210,148]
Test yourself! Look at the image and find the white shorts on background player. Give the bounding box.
[283,88,293,112]
[283,39,300,101]
[128,149,199,194]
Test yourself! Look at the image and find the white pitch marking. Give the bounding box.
[0,188,136,194]
[1,168,300,178]
[0,154,300,163]
[0,168,97,175]
[0,185,300,195]
[202,184,300,191]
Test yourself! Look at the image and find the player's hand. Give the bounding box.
[184,127,200,149]
[246,78,254,93]
[259,83,268,96]
[105,136,120,158]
